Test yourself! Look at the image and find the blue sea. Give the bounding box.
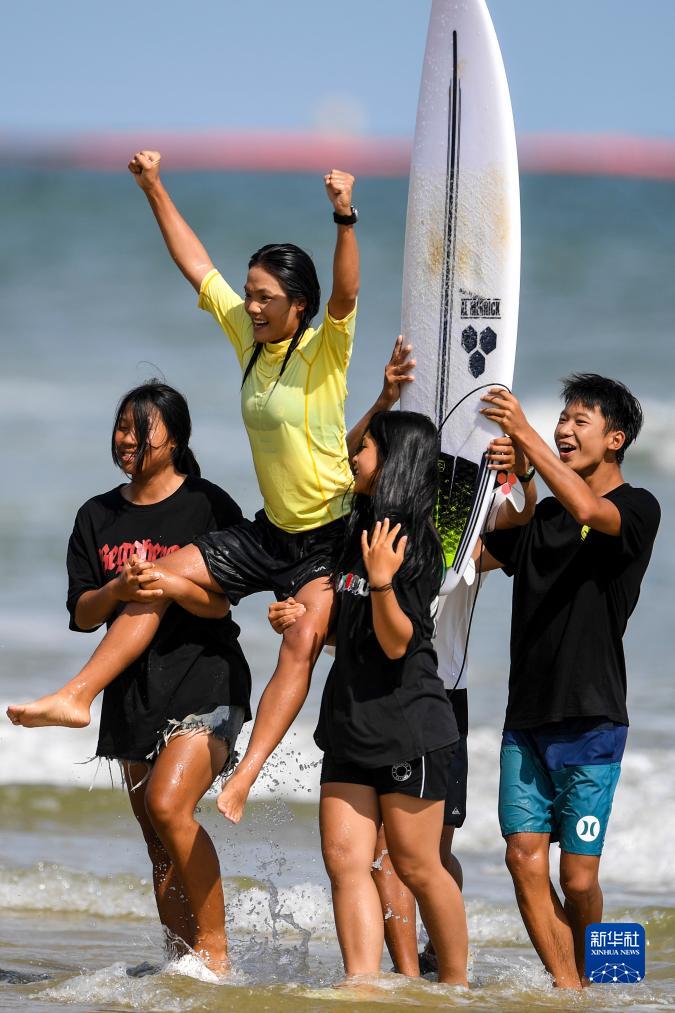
[1,169,674,1010]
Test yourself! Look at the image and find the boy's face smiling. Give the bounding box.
[555,400,625,475]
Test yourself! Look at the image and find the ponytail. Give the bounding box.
[173,445,201,478]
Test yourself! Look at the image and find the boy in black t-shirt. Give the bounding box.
[479,374,660,990]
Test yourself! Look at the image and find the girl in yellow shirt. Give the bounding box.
[9,151,360,828]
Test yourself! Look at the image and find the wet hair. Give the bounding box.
[560,373,644,464]
[336,410,444,589]
[241,243,321,388]
[111,380,201,477]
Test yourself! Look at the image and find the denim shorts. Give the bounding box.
[155,704,245,765]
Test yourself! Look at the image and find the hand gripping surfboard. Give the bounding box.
[401,0,521,591]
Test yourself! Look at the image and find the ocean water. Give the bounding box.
[1,168,674,1010]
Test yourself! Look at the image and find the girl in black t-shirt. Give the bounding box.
[65,381,251,977]
[314,410,468,986]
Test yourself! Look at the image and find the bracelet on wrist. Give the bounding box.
[370,582,393,593]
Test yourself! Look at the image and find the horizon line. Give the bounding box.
[2,130,675,181]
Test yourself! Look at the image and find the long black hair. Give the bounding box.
[336,410,444,588]
[241,243,321,388]
[111,380,201,477]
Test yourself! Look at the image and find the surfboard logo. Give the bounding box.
[460,291,501,319]
[461,325,498,377]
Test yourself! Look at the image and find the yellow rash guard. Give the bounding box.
[198,269,356,533]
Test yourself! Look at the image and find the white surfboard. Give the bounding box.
[401,0,520,590]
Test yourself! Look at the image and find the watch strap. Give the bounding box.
[333,205,358,225]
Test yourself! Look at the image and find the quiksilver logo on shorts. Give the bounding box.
[391,762,413,782]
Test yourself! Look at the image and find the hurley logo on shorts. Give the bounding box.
[336,572,370,597]
[576,815,601,842]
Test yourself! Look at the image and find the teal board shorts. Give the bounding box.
[498,717,627,856]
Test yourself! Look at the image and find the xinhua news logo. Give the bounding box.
[585,922,645,984]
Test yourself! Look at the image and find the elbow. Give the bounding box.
[211,600,230,620]
[383,639,410,661]
[572,504,595,528]
[564,493,596,528]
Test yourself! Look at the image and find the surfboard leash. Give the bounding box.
[440,381,512,695]
[437,381,512,435]
[447,535,485,696]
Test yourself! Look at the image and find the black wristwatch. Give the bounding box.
[333,205,358,226]
[516,465,536,484]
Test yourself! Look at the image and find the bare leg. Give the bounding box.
[320,783,384,977]
[423,825,462,965]
[371,823,418,976]
[124,761,194,951]
[381,795,468,986]
[143,731,231,973]
[559,851,602,983]
[6,545,220,728]
[217,575,334,823]
[505,833,582,988]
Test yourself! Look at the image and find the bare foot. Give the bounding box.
[202,954,230,977]
[6,692,91,729]
[192,940,230,977]
[216,772,252,824]
[334,976,387,997]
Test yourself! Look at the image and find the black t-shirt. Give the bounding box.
[67,476,252,761]
[314,559,458,767]
[483,484,660,730]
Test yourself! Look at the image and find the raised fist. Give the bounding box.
[128,150,162,191]
[324,169,355,216]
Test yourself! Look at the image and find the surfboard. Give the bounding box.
[401,0,520,590]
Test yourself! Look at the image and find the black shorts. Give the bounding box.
[195,510,346,605]
[444,689,468,828]
[320,743,456,803]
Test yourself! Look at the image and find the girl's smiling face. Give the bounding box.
[244,265,306,345]
[114,406,175,478]
[352,431,380,495]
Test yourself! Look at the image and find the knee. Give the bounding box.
[281,614,325,663]
[321,837,367,887]
[390,855,436,894]
[505,841,547,886]
[560,867,599,904]
[145,786,188,834]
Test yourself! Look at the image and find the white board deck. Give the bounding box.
[401,0,521,589]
